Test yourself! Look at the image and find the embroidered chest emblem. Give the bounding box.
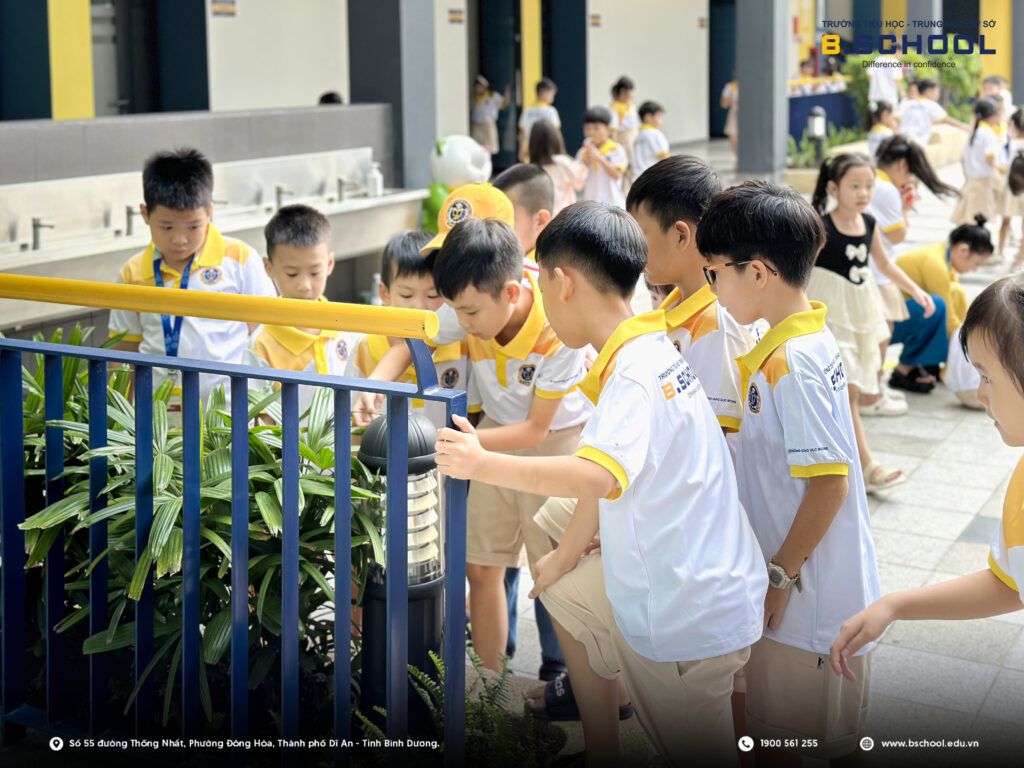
[747,382,762,414]
[200,267,222,286]
[517,364,536,386]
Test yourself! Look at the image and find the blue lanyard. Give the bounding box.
[152,253,194,357]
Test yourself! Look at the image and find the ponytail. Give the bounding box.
[811,157,833,215]
[875,135,959,198]
[949,214,994,256]
[970,97,999,146]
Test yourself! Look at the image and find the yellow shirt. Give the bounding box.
[989,455,1024,593]
[896,243,967,334]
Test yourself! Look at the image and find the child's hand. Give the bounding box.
[528,548,576,599]
[829,599,895,681]
[913,289,936,318]
[764,585,793,631]
[352,392,384,427]
[435,414,486,480]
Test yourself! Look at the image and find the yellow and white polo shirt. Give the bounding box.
[245,304,363,417]
[455,273,590,430]
[346,332,469,424]
[989,455,1024,595]
[577,139,628,208]
[631,124,670,176]
[108,224,277,405]
[734,302,880,656]
[575,312,766,662]
[660,284,752,432]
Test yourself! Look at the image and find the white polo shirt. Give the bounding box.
[734,303,881,656]
[519,102,561,141]
[899,97,946,147]
[109,224,277,405]
[631,125,670,176]
[865,169,905,286]
[989,456,1024,595]
[245,312,362,417]
[660,285,752,431]
[964,123,1005,178]
[575,312,766,662]
[577,139,627,208]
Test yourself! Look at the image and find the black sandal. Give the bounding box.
[539,658,567,682]
[529,674,635,722]
[889,367,935,393]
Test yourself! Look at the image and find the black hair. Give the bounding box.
[611,76,635,99]
[916,78,938,94]
[948,215,994,255]
[493,164,554,215]
[868,100,893,127]
[696,180,826,288]
[960,273,1024,395]
[264,204,332,258]
[638,101,664,121]
[536,77,557,97]
[982,75,1003,87]
[970,98,999,146]
[527,119,567,167]
[535,201,647,298]
[431,218,522,299]
[625,154,722,230]
[381,230,433,287]
[811,152,873,214]
[142,147,213,212]
[583,106,613,126]
[1011,108,1024,134]
[874,135,959,198]
[318,90,344,105]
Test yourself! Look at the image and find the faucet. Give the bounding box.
[125,205,143,236]
[336,176,347,202]
[275,184,294,211]
[31,217,55,250]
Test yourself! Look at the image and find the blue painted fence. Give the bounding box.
[0,336,467,765]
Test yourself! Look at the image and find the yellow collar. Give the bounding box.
[526,248,537,263]
[578,311,666,405]
[870,124,891,133]
[597,139,618,156]
[368,333,463,369]
[738,302,826,382]
[142,223,226,281]
[640,123,658,131]
[489,272,546,360]
[659,284,716,331]
[263,296,337,356]
[531,100,551,109]
[876,169,893,185]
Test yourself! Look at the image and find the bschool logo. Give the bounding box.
[821,33,995,56]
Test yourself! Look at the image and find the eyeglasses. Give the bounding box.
[702,260,778,286]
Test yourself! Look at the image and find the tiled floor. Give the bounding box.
[503,141,1024,763]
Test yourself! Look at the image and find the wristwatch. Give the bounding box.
[767,560,802,592]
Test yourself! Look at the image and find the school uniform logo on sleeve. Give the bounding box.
[747,382,762,414]
[336,340,350,361]
[517,364,536,386]
[199,267,222,286]
[441,367,460,388]
[445,199,473,228]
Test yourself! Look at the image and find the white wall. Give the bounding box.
[586,0,710,144]
[207,0,350,111]
[435,1,470,138]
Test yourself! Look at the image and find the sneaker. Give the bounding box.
[859,393,908,417]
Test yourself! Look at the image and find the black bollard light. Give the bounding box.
[356,412,445,736]
[808,105,827,165]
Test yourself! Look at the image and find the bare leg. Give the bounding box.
[1000,216,1012,256]
[467,563,508,671]
[849,384,872,469]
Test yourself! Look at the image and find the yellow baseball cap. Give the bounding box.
[421,183,516,254]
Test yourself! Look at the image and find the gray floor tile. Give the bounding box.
[957,516,1000,545]
[871,450,926,475]
[877,563,933,594]
[977,489,1006,519]
[909,459,1014,490]
[882,480,994,515]
[871,502,973,541]
[865,693,974,740]
[934,542,993,577]
[880,618,1021,666]
[1002,631,1024,672]
[871,529,953,570]
[978,669,1024,723]
[864,431,939,458]
[870,644,1000,714]
[868,414,959,442]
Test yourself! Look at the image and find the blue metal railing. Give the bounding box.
[0,336,467,765]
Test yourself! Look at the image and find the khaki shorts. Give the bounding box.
[542,555,749,768]
[745,637,870,760]
[465,417,583,571]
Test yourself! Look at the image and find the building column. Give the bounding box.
[349,0,438,188]
[906,0,941,25]
[736,0,788,176]
[1014,3,1024,91]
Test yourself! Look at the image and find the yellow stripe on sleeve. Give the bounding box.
[881,222,905,234]
[467,403,483,414]
[790,462,850,479]
[534,386,576,400]
[717,415,741,432]
[988,552,1020,592]
[575,445,628,501]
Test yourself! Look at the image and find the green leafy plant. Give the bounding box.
[787,124,868,169]
[16,327,385,736]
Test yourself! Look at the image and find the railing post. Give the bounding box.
[333,388,352,768]
[0,350,27,745]
[87,360,108,735]
[230,377,249,747]
[442,393,467,768]
[280,382,301,759]
[133,365,155,735]
[43,354,66,725]
[181,372,201,741]
[385,396,409,750]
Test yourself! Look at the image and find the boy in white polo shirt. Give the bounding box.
[697,180,881,764]
[110,148,276,407]
[519,78,561,161]
[244,204,361,416]
[630,101,671,178]
[577,107,628,208]
[435,202,767,767]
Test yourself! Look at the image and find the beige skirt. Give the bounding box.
[953,176,1000,224]
[470,121,499,154]
[875,281,910,322]
[997,181,1024,217]
[807,267,891,394]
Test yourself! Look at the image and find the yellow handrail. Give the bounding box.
[0,274,439,340]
